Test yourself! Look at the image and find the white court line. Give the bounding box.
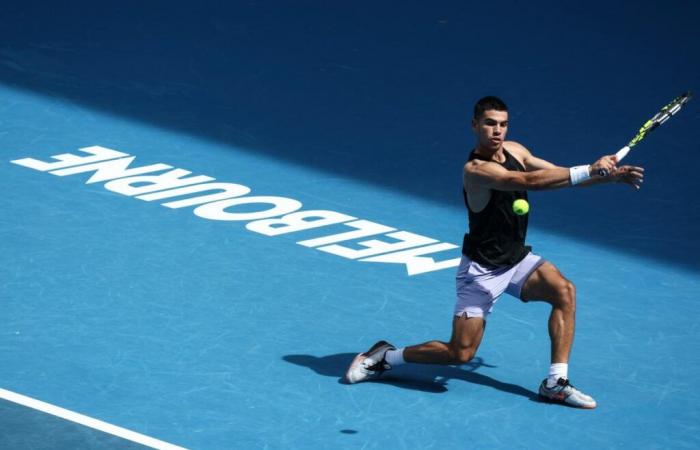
[0,388,188,450]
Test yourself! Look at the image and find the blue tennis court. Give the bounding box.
[2,2,699,449]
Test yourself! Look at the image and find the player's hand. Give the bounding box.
[590,155,618,177]
[611,165,645,189]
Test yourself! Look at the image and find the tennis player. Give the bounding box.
[345,96,644,408]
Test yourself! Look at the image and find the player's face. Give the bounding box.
[472,110,508,151]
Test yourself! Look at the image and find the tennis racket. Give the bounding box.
[600,91,693,176]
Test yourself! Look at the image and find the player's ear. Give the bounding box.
[470,118,477,132]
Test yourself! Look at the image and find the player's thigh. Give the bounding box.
[449,315,486,351]
[520,261,575,305]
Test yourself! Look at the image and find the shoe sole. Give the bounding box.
[538,393,597,409]
[344,352,367,384]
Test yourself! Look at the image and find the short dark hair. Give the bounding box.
[473,96,508,119]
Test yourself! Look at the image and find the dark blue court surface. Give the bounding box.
[0,398,146,450]
[2,2,699,449]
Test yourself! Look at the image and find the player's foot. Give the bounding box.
[344,340,396,384]
[538,378,597,409]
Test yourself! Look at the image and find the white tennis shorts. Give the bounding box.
[454,252,545,318]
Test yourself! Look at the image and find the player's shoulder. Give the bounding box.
[463,158,479,175]
[463,156,504,181]
[503,140,531,156]
[463,154,490,173]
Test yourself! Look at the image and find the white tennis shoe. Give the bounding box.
[345,340,395,384]
[539,378,597,409]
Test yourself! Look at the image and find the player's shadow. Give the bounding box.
[283,353,539,401]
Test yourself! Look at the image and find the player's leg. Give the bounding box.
[344,316,485,384]
[520,261,576,364]
[520,261,596,409]
[344,255,496,384]
[403,253,498,365]
[403,315,486,365]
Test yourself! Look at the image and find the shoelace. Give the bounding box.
[557,378,581,390]
[364,358,390,373]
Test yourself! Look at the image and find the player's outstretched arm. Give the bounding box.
[505,141,643,190]
[464,155,618,192]
[465,160,568,191]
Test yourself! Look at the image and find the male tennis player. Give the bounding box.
[345,96,644,408]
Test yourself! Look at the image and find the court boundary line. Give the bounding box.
[0,388,187,450]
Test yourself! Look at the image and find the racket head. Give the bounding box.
[628,91,693,148]
[651,91,692,124]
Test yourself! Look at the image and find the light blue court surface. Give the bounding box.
[2,2,700,449]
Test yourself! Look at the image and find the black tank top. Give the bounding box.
[462,149,531,267]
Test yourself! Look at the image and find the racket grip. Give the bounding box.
[598,146,630,176]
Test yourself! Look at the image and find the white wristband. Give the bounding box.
[569,165,591,185]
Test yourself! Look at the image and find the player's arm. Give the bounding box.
[464,160,571,191]
[468,141,571,190]
[506,141,643,189]
[465,151,619,191]
[513,141,605,188]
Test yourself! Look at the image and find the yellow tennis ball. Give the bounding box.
[512,199,529,215]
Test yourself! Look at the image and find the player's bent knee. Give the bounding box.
[450,346,476,364]
[554,280,576,311]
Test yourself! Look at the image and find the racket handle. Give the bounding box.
[598,146,631,176]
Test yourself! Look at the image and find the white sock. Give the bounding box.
[546,363,568,388]
[384,348,405,367]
